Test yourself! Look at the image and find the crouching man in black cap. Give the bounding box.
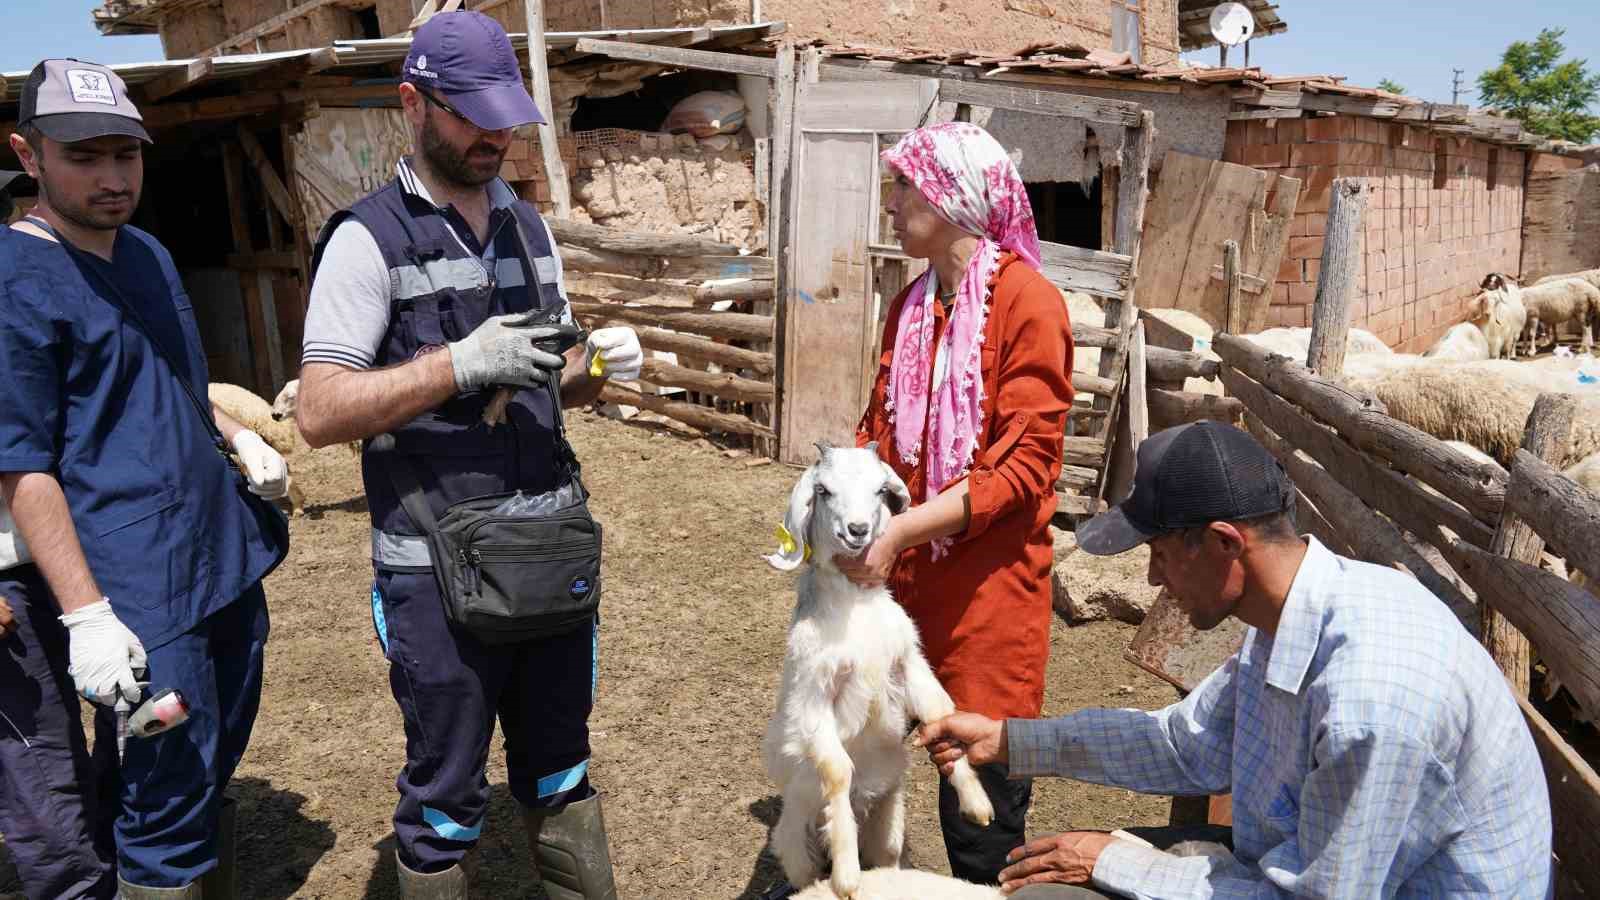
[916,421,1554,899]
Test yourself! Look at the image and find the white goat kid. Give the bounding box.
[763,442,994,899]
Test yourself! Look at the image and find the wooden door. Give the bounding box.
[778,78,938,465]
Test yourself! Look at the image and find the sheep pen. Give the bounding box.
[0,409,1179,898]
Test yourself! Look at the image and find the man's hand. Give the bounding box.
[915,711,1007,774]
[585,326,644,381]
[833,518,905,588]
[230,430,289,500]
[448,313,568,391]
[58,599,146,707]
[998,831,1117,895]
[0,596,15,639]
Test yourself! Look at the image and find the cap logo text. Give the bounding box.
[416,55,428,70]
[66,69,117,106]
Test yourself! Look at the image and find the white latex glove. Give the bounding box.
[585,326,644,381]
[59,600,147,707]
[231,429,289,500]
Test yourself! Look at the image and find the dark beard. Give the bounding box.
[419,113,505,188]
[37,162,135,231]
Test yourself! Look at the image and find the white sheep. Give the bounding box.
[1423,322,1491,361]
[1516,278,1600,354]
[209,382,305,516]
[269,379,362,457]
[763,443,994,899]
[1242,326,1392,361]
[1564,451,1600,600]
[791,868,1002,900]
[1345,362,1600,468]
[1534,268,1600,292]
[1470,285,1527,361]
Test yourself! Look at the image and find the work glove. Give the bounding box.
[230,429,289,500]
[59,599,147,707]
[449,313,569,391]
[585,326,644,381]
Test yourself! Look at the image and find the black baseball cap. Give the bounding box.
[0,171,28,193]
[19,59,151,145]
[1077,421,1296,556]
[401,12,545,130]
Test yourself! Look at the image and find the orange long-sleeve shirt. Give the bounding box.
[857,254,1074,719]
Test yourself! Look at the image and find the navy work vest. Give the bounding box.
[311,180,570,569]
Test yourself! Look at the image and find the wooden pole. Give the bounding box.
[1222,239,1243,335]
[1484,392,1577,697]
[524,0,572,218]
[1305,178,1370,376]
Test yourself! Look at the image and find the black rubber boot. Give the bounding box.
[523,793,619,900]
[115,879,202,898]
[198,796,237,899]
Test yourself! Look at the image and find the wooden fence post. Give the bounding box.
[1222,239,1243,336]
[1485,392,1577,696]
[525,0,572,218]
[1305,178,1370,376]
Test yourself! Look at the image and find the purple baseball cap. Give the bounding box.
[402,11,545,131]
[19,59,151,144]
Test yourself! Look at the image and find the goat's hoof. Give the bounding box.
[960,793,995,827]
[829,859,861,899]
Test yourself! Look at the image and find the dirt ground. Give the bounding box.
[0,412,1174,899]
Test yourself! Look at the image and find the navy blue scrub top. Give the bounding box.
[0,224,286,650]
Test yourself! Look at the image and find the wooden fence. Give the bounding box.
[1213,331,1600,893]
[550,219,777,443]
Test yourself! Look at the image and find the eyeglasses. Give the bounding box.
[418,89,474,127]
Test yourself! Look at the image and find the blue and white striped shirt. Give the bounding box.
[1009,537,1552,898]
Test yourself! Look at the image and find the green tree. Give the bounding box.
[1477,28,1600,142]
[1376,78,1407,95]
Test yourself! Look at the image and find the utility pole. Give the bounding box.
[1451,68,1465,105]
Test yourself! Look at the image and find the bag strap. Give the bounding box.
[30,217,229,455]
[367,434,440,534]
[506,210,584,481]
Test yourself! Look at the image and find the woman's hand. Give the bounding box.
[833,518,906,588]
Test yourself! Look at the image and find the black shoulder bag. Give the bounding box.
[371,215,602,644]
[35,219,291,566]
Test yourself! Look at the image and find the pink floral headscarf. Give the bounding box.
[880,123,1039,552]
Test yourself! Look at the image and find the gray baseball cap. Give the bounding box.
[19,59,151,145]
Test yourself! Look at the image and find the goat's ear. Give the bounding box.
[764,464,818,572]
[879,462,912,515]
[814,439,835,461]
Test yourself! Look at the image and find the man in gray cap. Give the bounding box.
[296,11,637,898]
[0,59,290,899]
[0,170,32,222]
[915,421,1552,898]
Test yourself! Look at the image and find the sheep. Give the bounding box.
[209,382,305,516]
[1423,322,1491,361]
[269,379,362,457]
[791,868,1002,900]
[1564,452,1600,600]
[763,442,994,899]
[1242,326,1392,361]
[1516,278,1600,354]
[1534,268,1600,292]
[1344,362,1600,469]
[1470,285,1527,361]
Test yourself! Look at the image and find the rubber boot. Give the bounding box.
[523,793,619,900]
[396,854,470,900]
[199,796,238,899]
[115,879,202,898]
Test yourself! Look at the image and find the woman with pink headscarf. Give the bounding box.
[838,123,1074,883]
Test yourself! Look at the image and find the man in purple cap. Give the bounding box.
[296,11,637,899]
[0,59,291,900]
[914,422,1551,898]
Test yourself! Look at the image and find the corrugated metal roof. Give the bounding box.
[2,58,192,103]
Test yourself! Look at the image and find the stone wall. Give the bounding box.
[570,132,763,249]
[1226,117,1526,354]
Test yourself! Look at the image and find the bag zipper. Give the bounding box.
[457,542,595,594]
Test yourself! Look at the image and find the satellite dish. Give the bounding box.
[1209,2,1256,47]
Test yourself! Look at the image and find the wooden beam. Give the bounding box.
[227,251,301,270]
[567,301,772,342]
[235,126,300,228]
[1222,239,1244,333]
[1063,435,1109,467]
[1149,388,1242,429]
[599,383,773,437]
[1518,691,1600,895]
[1484,394,1576,697]
[560,245,773,281]
[139,57,215,103]
[1039,241,1134,301]
[573,38,779,78]
[1226,108,1305,120]
[637,358,773,403]
[221,142,274,396]
[1504,449,1600,586]
[1146,346,1220,382]
[1305,178,1368,376]
[1213,333,1507,526]
[527,0,573,218]
[202,0,345,57]
[545,218,746,257]
[695,279,774,305]
[817,60,1145,126]
[1127,321,1149,447]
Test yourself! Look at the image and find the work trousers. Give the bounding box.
[940,761,1033,885]
[0,568,268,890]
[373,570,597,874]
[0,565,117,900]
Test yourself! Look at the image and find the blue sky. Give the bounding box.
[2,1,1597,109]
[1182,0,1599,107]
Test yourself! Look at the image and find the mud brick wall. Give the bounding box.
[1226,116,1526,353]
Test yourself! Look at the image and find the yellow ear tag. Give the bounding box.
[589,354,606,378]
[776,524,810,560]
